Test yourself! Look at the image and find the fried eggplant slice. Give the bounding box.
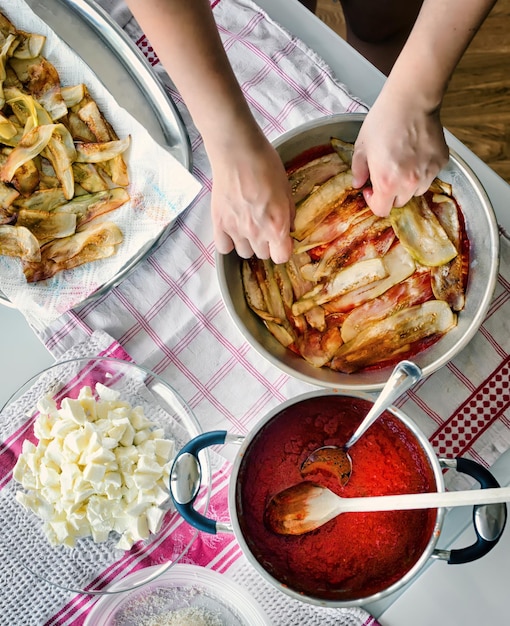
[9,55,67,120]
[390,196,458,267]
[265,320,295,348]
[430,194,466,311]
[57,187,130,226]
[41,123,77,200]
[72,162,108,193]
[330,136,355,166]
[23,221,123,282]
[12,187,66,211]
[0,111,17,142]
[65,111,97,142]
[0,223,40,262]
[0,12,17,40]
[310,214,392,280]
[0,123,55,182]
[288,152,347,203]
[0,32,17,108]
[11,31,46,60]
[340,270,433,343]
[292,257,388,316]
[242,258,277,322]
[428,177,452,197]
[60,84,85,108]
[324,243,416,314]
[296,326,343,368]
[74,136,131,164]
[292,171,354,241]
[10,157,39,195]
[294,197,370,254]
[285,252,313,299]
[331,300,457,373]
[0,179,19,209]
[74,97,129,186]
[16,209,77,244]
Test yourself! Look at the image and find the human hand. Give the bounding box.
[351,93,449,217]
[209,130,295,265]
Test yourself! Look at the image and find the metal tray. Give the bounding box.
[1,0,192,308]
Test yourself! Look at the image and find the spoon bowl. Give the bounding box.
[265,480,510,536]
[300,360,422,486]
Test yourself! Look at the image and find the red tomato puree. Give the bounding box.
[236,395,438,601]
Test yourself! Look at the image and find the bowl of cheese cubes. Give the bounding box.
[0,356,211,594]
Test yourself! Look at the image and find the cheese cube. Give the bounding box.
[40,463,60,487]
[95,383,120,402]
[133,429,150,445]
[83,462,106,484]
[146,505,165,534]
[33,413,55,440]
[60,398,87,425]
[154,438,174,461]
[119,423,135,447]
[36,394,58,416]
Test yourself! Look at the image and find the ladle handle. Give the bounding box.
[345,360,422,449]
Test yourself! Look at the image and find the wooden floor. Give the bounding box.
[316,0,510,184]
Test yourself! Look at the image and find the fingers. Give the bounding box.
[351,147,370,189]
[214,229,235,256]
[364,169,441,217]
[269,234,294,265]
[214,220,292,264]
[361,186,394,217]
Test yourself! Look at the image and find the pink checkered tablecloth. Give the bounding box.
[3,0,510,624]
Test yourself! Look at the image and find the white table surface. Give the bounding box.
[2,1,510,623]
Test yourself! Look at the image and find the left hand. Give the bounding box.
[208,128,295,265]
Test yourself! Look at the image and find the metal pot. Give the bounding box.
[216,113,500,392]
[170,390,507,608]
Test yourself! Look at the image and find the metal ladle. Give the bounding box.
[301,360,423,486]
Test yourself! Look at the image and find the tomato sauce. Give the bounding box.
[236,395,438,602]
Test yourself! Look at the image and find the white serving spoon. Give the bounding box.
[265,481,510,535]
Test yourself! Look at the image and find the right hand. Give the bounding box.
[351,89,449,217]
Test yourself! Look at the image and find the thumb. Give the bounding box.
[363,187,394,217]
[351,148,370,189]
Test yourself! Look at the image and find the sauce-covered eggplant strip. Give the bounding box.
[0,10,130,282]
[242,137,468,374]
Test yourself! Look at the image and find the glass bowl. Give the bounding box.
[0,356,210,595]
[83,564,270,626]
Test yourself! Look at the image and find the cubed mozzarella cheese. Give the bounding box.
[13,381,177,550]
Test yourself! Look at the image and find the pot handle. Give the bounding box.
[169,430,243,534]
[435,457,507,564]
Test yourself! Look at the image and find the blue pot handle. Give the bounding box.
[439,457,507,564]
[170,430,243,534]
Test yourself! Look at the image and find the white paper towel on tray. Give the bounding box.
[0,0,201,329]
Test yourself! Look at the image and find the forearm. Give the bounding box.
[124,0,261,155]
[383,0,496,109]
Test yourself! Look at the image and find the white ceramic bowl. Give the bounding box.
[217,113,499,391]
